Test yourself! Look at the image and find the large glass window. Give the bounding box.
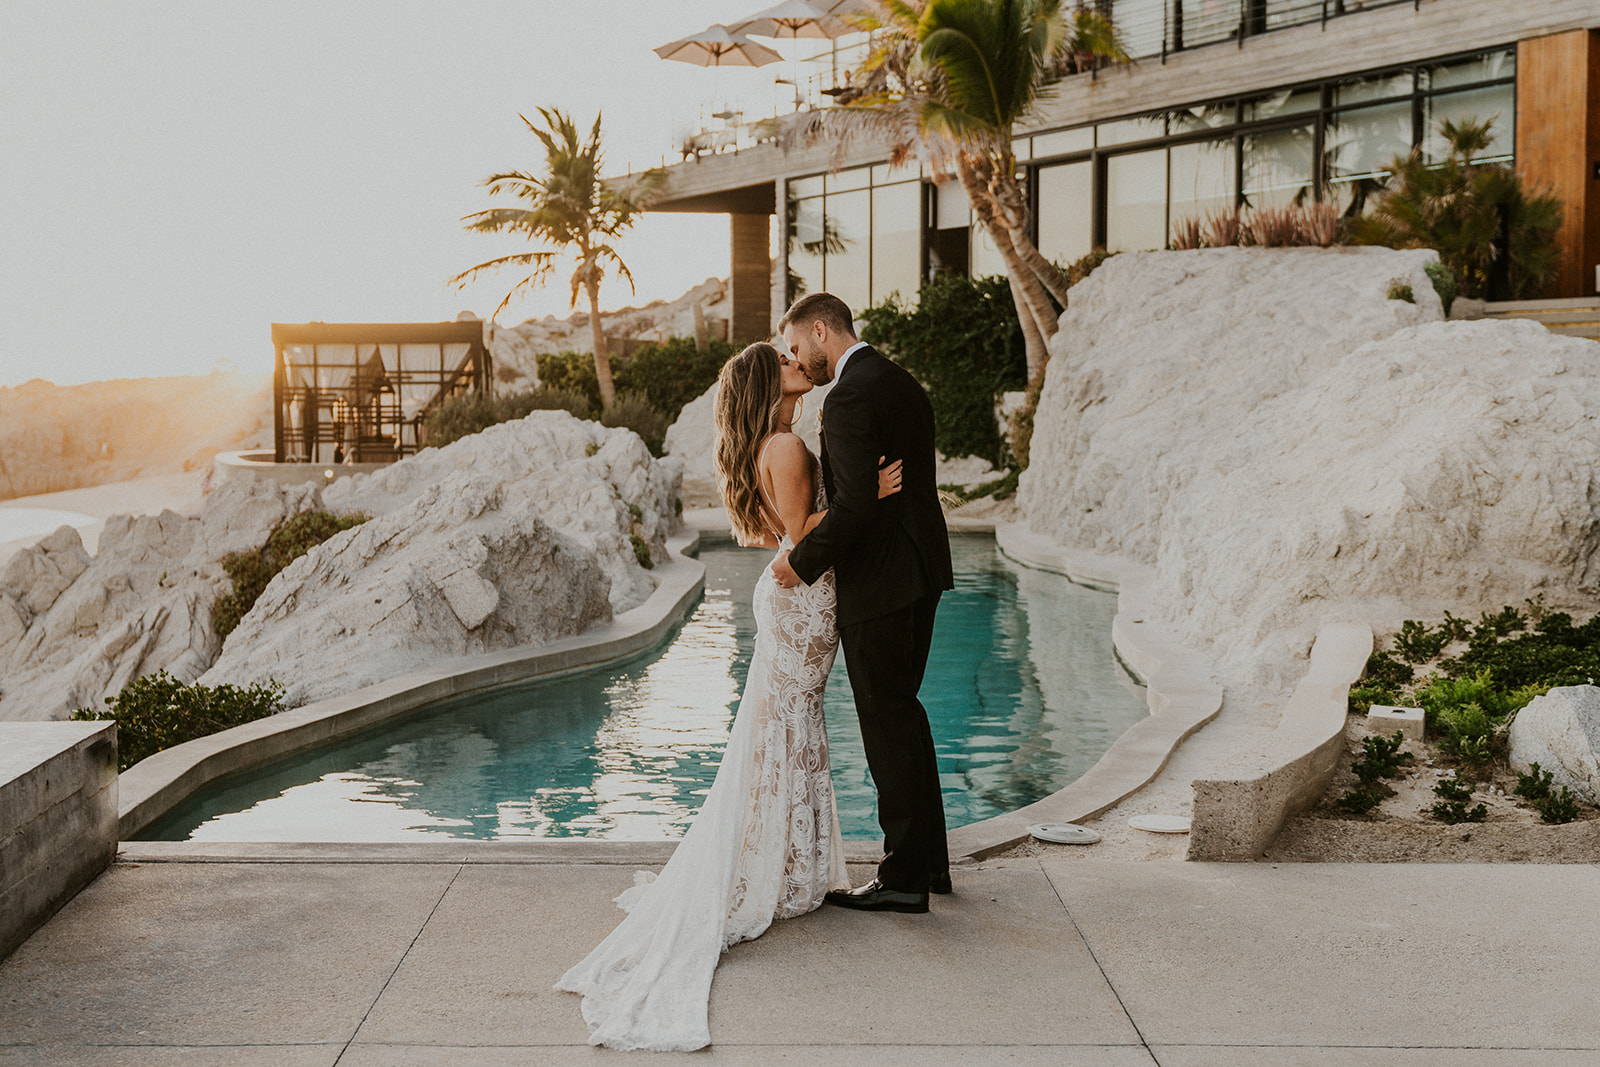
[871,182,922,303]
[787,194,824,301]
[1168,138,1235,234]
[1037,160,1093,264]
[1106,148,1167,251]
[1243,123,1314,208]
[1424,83,1514,162]
[823,189,870,310]
[1325,101,1412,210]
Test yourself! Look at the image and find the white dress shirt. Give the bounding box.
[834,339,869,383]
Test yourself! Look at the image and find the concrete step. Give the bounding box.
[1483,310,1600,325]
[1483,296,1600,312]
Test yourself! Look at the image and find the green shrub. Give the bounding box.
[1352,732,1415,783]
[601,391,672,456]
[629,532,654,570]
[1428,771,1487,823]
[213,510,369,638]
[1536,786,1582,825]
[1424,260,1457,316]
[72,670,286,771]
[1064,247,1118,288]
[1336,785,1386,815]
[1347,684,1399,716]
[1347,116,1563,300]
[538,336,734,418]
[859,272,1027,467]
[422,386,595,449]
[1514,762,1555,801]
[1386,281,1415,303]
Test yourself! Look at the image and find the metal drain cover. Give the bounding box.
[1027,822,1101,845]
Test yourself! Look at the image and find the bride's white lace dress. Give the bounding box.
[554,451,848,1052]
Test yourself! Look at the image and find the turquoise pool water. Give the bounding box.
[137,535,1147,842]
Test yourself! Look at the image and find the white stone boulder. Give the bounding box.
[203,410,678,708]
[1021,246,1600,696]
[1509,685,1600,804]
[0,478,320,721]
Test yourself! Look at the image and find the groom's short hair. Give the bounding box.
[779,292,855,339]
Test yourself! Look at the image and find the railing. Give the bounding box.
[1106,0,1421,65]
[640,0,1423,173]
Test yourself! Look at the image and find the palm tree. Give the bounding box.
[802,0,1126,379]
[450,109,664,410]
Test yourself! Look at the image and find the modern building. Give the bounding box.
[647,0,1600,343]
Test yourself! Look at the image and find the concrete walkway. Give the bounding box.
[1,852,1595,1065]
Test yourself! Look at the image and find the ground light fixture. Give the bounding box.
[1028,822,1101,844]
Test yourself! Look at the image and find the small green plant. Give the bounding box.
[585,442,600,457]
[1535,786,1582,825]
[1424,259,1457,316]
[213,510,369,638]
[1336,785,1386,815]
[1429,772,1488,824]
[1347,684,1399,716]
[1352,731,1415,783]
[1362,649,1415,689]
[629,532,654,570]
[1386,280,1415,303]
[72,671,286,770]
[1394,619,1450,664]
[1513,762,1554,801]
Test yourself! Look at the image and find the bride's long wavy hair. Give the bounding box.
[714,342,793,546]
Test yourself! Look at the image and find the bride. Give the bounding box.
[554,341,902,1052]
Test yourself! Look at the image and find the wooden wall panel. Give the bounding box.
[1516,29,1600,297]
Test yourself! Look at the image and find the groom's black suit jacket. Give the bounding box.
[788,344,954,627]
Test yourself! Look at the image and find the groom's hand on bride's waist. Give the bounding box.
[770,551,802,589]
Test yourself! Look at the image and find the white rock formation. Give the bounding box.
[202,411,678,707]
[1509,685,1600,804]
[1021,246,1600,696]
[1,410,681,719]
[486,277,732,384]
[0,478,320,721]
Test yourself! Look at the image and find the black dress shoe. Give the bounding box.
[824,879,929,914]
[929,871,952,895]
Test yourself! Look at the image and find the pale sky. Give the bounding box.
[0,1,819,387]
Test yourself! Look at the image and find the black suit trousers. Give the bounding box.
[838,589,949,891]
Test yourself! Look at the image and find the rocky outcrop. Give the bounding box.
[1509,685,1600,804]
[0,478,320,721]
[0,371,272,501]
[2,411,681,720]
[1020,247,1600,696]
[202,411,678,708]
[486,277,732,384]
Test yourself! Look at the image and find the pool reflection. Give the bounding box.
[138,536,1147,841]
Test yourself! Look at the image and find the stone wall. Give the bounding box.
[0,722,117,960]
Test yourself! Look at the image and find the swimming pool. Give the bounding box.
[136,535,1147,842]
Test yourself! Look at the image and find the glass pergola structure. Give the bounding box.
[270,321,493,465]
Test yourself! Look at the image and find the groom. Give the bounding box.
[771,291,955,915]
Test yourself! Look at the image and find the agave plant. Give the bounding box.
[450,108,665,410]
[797,0,1129,380]
[1346,117,1563,300]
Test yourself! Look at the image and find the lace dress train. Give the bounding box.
[554,527,848,1051]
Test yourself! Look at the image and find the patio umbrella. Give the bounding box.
[732,0,852,39]
[653,24,783,67]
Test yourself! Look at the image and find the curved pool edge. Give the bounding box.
[116,528,708,839]
[942,521,1225,861]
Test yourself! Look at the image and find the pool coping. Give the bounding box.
[116,529,708,839]
[118,511,1223,867]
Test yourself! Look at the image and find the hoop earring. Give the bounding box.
[793,395,804,423]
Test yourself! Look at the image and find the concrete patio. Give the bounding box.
[0,851,1595,1065]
